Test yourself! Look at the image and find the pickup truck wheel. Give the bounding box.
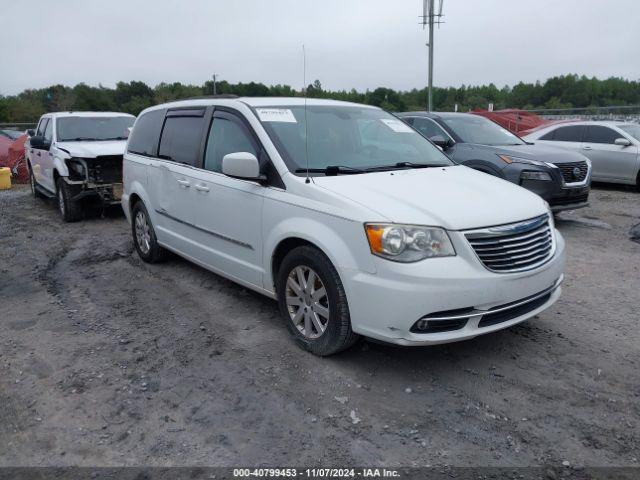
[276,246,359,356]
[56,177,83,222]
[131,201,167,263]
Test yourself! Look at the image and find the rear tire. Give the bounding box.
[276,246,359,356]
[56,177,83,222]
[131,201,167,263]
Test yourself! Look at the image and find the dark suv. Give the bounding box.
[398,112,591,211]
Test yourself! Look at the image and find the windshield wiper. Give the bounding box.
[100,136,128,141]
[365,162,447,171]
[294,165,367,176]
[64,137,100,141]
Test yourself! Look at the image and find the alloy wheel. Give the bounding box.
[135,211,151,255]
[30,170,36,196]
[285,265,330,339]
[58,188,65,215]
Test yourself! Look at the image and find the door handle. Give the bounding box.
[176,179,191,188]
[36,152,41,156]
[582,146,592,150]
[194,184,210,192]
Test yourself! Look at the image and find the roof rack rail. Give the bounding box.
[184,94,239,100]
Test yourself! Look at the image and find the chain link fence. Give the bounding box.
[524,105,640,123]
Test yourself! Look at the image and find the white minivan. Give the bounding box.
[122,97,565,356]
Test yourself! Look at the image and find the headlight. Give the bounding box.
[65,158,87,180]
[498,154,548,167]
[521,171,552,181]
[365,224,456,262]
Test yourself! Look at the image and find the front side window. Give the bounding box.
[57,116,134,142]
[584,126,620,144]
[204,115,258,173]
[158,114,206,166]
[439,115,524,146]
[411,117,449,140]
[36,118,49,137]
[256,105,452,174]
[43,119,53,142]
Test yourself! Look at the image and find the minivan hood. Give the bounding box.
[466,142,587,164]
[55,140,127,158]
[313,165,548,230]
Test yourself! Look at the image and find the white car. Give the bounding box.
[524,120,640,188]
[26,111,135,221]
[122,97,566,356]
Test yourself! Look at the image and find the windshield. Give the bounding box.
[256,105,452,174]
[440,115,525,146]
[57,116,134,142]
[619,124,640,142]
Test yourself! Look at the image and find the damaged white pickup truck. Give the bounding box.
[26,111,135,221]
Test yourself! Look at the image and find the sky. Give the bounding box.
[1,0,639,95]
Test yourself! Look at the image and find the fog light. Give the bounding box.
[410,317,469,333]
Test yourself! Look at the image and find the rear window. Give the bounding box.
[158,111,206,166]
[543,125,585,142]
[127,109,166,156]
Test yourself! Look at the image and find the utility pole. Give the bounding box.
[212,74,218,95]
[421,0,444,112]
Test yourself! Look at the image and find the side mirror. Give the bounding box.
[30,135,50,150]
[614,137,632,147]
[27,129,36,137]
[222,152,265,181]
[429,135,451,150]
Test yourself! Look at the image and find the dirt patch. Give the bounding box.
[0,185,639,467]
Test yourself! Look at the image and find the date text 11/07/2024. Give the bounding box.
[232,468,401,478]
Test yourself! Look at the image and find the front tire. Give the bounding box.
[276,246,359,356]
[29,165,44,199]
[131,201,167,263]
[56,177,83,222]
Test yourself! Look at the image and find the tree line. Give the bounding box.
[1,74,639,123]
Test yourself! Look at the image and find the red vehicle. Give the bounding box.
[472,109,567,137]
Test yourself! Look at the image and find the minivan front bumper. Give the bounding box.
[343,229,566,346]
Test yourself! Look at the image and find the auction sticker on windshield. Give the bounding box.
[380,119,414,133]
[256,108,297,123]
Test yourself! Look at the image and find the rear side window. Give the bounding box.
[584,126,619,144]
[127,109,166,156]
[544,125,585,142]
[158,111,206,166]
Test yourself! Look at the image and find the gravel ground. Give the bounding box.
[0,184,639,468]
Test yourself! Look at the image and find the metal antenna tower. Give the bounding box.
[420,0,444,111]
[212,73,218,95]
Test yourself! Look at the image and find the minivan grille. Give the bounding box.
[554,161,588,183]
[465,215,554,273]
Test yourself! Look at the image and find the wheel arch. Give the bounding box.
[265,216,375,295]
[463,159,504,177]
[271,237,319,290]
